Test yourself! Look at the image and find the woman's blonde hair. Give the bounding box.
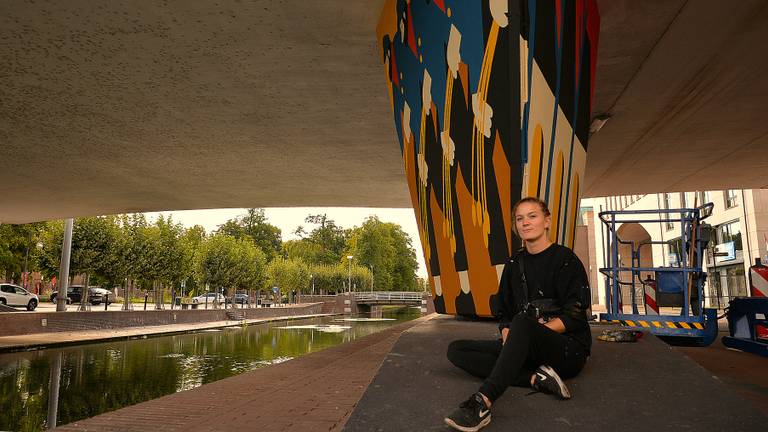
[512,197,551,236]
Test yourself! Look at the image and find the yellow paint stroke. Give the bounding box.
[566,173,580,248]
[471,21,499,247]
[442,70,456,252]
[549,151,564,243]
[375,0,398,58]
[527,124,543,198]
[418,108,431,261]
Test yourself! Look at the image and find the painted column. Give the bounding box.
[377,0,599,316]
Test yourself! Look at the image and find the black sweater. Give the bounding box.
[496,243,592,352]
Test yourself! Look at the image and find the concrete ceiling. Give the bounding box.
[585,0,768,196]
[2,0,767,224]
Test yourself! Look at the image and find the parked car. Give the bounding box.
[0,283,39,311]
[231,293,250,305]
[191,293,226,304]
[50,285,114,306]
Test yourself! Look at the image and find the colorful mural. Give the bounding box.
[377,0,599,316]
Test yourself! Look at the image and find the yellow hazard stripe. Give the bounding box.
[606,320,706,330]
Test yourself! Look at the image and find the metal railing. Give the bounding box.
[354,291,424,303]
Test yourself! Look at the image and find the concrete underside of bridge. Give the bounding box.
[2,0,767,224]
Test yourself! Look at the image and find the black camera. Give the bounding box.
[522,299,561,321]
[523,302,543,320]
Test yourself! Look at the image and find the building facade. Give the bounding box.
[583,189,768,309]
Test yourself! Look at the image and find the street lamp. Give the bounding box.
[310,274,314,296]
[369,264,374,293]
[347,255,353,294]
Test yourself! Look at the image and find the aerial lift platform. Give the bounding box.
[598,203,719,346]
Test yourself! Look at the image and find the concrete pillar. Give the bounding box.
[377,0,600,316]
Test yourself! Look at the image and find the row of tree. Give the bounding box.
[0,209,422,299]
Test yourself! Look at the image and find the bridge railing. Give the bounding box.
[354,291,425,303]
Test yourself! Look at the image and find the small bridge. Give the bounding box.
[353,292,425,306]
[301,292,434,315]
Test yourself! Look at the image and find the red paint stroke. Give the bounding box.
[391,50,400,87]
[586,0,600,113]
[556,0,563,47]
[407,2,418,57]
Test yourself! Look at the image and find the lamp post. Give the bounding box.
[347,255,353,294]
[369,264,374,293]
[310,274,314,296]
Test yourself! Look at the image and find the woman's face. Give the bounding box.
[515,201,551,242]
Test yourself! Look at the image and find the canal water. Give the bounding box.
[0,308,420,431]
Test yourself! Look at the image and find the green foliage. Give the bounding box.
[267,257,310,295]
[306,263,372,294]
[345,216,419,291]
[198,234,267,295]
[215,209,282,261]
[12,210,420,297]
[291,214,348,265]
[69,217,117,277]
[36,221,65,281]
[0,222,46,283]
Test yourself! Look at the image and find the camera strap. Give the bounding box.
[517,250,529,307]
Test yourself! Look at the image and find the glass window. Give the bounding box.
[667,237,684,267]
[718,221,742,251]
[698,190,714,207]
[725,190,738,208]
[725,265,748,297]
[0,285,12,293]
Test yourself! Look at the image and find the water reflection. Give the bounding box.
[0,308,419,431]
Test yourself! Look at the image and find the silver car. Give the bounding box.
[191,292,226,304]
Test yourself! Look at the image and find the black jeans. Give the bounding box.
[447,314,588,402]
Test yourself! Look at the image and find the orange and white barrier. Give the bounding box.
[749,260,768,339]
[643,279,659,315]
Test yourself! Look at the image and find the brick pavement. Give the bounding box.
[56,314,435,432]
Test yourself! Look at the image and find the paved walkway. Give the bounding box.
[55,314,434,431]
[345,316,766,431]
[0,313,335,352]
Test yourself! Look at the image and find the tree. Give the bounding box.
[179,225,206,296]
[215,209,282,261]
[291,214,348,265]
[306,263,372,294]
[67,216,118,309]
[111,214,149,306]
[198,234,267,305]
[0,222,46,285]
[36,221,65,282]
[283,239,321,263]
[267,257,311,300]
[345,217,419,291]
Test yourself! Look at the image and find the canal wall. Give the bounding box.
[0,303,324,336]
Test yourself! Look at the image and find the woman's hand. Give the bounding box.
[542,317,566,334]
[501,327,509,344]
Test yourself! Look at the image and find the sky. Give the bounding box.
[145,207,428,278]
